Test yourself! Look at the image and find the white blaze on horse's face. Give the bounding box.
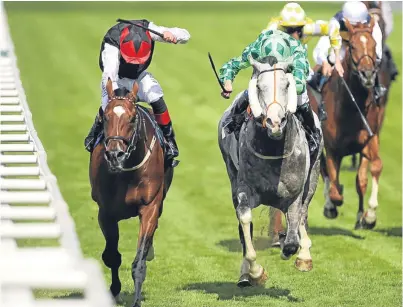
[113,106,126,118]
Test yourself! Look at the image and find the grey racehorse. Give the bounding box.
[218,56,323,287]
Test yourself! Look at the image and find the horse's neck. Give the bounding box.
[247,114,297,157]
[126,108,153,168]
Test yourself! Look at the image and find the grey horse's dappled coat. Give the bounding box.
[218,56,323,286]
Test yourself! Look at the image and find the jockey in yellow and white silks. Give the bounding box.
[311,1,388,120]
[313,1,383,74]
[265,3,344,78]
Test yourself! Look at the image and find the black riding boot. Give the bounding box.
[296,103,321,156]
[159,122,179,167]
[223,89,249,136]
[308,73,328,121]
[151,98,179,167]
[84,111,103,153]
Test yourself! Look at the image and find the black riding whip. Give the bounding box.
[116,18,164,38]
[339,76,374,137]
[207,52,232,98]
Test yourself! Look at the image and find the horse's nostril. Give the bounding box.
[116,151,125,160]
[105,151,112,161]
[266,118,273,127]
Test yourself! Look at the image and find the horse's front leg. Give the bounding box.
[281,195,302,260]
[98,209,123,303]
[236,185,267,288]
[356,135,383,229]
[132,191,162,307]
[323,152,343,219]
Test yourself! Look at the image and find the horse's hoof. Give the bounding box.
[332,199,343,207]
[323,207,338,219]
[114,294,124,305]
[250,269,268,287]
[237,274,252,288]
[355,218,376,230]
[271,240,281,248]
[295,258,313,272]
[281,242,299,260]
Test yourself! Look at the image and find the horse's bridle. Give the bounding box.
[346,29,378,75]
[254,66,289,129]
[103,96,142,160]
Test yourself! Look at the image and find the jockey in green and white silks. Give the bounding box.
[218,29,321,155]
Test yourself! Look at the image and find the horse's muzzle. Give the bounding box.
[104,149,126,171]
[359,69,376,88]
[266,117,286,140]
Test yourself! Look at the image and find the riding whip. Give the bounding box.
[339,76,374,137]
[116,18,164,38]
[207,52,232,98]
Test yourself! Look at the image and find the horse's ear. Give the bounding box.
[106,79,114,99]
[344,18,355,34]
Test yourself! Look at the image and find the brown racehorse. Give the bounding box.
[309,18,385,229]
[89,80,174,307]
[350,1,391,169]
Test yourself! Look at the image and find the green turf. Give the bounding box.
[5,2,402,307]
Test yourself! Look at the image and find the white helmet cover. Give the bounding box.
[342,1,369,25]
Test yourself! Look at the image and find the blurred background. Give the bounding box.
[4,2,402,307]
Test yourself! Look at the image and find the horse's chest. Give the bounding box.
[240,149,306,204]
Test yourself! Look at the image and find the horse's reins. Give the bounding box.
[341,28,377,138]
[103,97,157,171]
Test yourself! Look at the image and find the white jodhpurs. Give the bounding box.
[297,91,309,107]
[101,70,164,110]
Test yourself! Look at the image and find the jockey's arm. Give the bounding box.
[381,1,393,38]
[101,43,120,91]
[310,17,343,76]
[372,20,383,64]
[292,46,309,95]
[148,22,191,44]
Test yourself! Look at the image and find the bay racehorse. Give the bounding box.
[308,18,384,229]
[218,56,323,287]
[89,80,174,307]
[349,1,395,170]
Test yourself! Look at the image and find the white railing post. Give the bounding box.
[0,2,113,306]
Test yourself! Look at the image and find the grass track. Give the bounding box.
[5,2,402,307]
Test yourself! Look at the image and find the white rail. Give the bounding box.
[0,2,113,307]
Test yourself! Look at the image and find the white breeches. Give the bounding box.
[313,22,383,66]
[297,91,309,106]
[101,70,163,110]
